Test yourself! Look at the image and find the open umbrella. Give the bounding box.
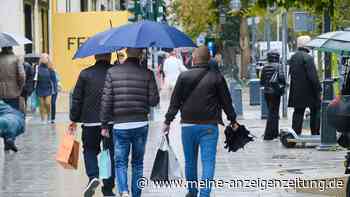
[73,30,123,59]
[306,29,350,53]
[100,20,196,48]
[0,32,32,48]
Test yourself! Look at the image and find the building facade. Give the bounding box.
[0,0,127,56]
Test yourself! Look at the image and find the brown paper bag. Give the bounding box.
[55,133,80,170]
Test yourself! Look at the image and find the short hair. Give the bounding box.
[193,46,210,64]
[126,48,142,58]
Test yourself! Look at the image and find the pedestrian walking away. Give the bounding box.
[69,53,116,197]
[0,46,25,152]
[100,48,160,197]
[35,54,54,123]
[21,61,35,111]
[260,51,286,140]
[288,36,322,135]
[162,46,239,197]
[48,63,60,124]
[163,50,187,95]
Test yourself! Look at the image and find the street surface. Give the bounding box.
[0,89,347,197]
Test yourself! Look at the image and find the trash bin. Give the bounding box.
[260,87,268,119]
[249,79,261,105]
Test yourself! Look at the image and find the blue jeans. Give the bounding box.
[113,126,148,197]
[51,93,57,121]
[182,124,219,197]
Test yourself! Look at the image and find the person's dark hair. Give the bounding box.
[267,51,280,63]
[1,46,13,54]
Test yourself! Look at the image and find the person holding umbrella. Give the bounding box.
[69,53,115,197]
[100,48,160,197]
[0,46,25,152]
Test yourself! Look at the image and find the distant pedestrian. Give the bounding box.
[69,53,116,197]
[35,54,53,123]
[21,61,35,109]
[260,51,286,140]
[48,64,60,124]
[100,48,160,197]
[289,36,321,135]
[162,46,239,197]
[163,50,187,94]
[0,46,25,152]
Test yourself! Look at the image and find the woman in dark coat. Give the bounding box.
[288,46,322,135]
[35,54,54,123]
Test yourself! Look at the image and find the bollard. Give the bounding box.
[230,81,243,117]
[260,87,268,119]
[249,79,261,105]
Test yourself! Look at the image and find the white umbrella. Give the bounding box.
[0,32,32,48]
[305,29,350,53]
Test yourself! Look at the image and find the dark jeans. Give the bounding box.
[51,93,57,121]
[113,126,148,197]
[3,98,20,111]
[82,125,115,193]
[182,124,219,197]
[264,94,281,140]
[292,107,320,135]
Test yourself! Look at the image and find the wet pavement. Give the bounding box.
[0,90,348,197]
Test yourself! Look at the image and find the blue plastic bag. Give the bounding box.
[0,100,25,139]
[98,148,112,179]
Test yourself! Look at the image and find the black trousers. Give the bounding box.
[82,125,115,192]
[292,107,320,135]
[264,94,281,140]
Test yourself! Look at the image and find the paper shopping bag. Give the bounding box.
[56,133,80,170]
[98,149,112,179]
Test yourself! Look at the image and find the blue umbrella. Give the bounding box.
[73,30,122,59]
[100,20,196,48]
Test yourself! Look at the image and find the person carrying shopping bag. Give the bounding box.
[69,53,115,197]
[162,46,239,197]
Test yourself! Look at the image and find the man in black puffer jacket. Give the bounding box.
[260,51,286,140]
[100,48,159,197]
[69,53,115,197]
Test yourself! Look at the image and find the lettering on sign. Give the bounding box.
[67,37,89,50]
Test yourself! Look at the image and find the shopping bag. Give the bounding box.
[98,148,112,179]
[150,135,182,182]
[55,133,80,170]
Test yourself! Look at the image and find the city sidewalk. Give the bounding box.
[0,89,347,197]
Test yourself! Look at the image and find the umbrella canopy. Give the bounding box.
[100,20,196,48]
[0,32,32,48]
[306,30,350,53]
[73,30,122,59]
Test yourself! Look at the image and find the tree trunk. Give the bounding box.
[240,15,251,80]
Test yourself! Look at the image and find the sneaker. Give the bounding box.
[84,178,100,197]
[185,193,197,197]
[103,190,115,197]
[4,139,18,152]
[120,192,129,197]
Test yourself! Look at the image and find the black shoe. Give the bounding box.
[185,192,197,197]
[4,139,18,152]
[84,178,100,197]
[102,189,115,197]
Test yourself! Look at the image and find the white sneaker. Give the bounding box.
[120,192,129,197]
[84,178,100,197]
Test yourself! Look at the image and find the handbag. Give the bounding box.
[56,133,80,170]
[269,65,285,96]
[98,148,112,179]
[150,135,182,182]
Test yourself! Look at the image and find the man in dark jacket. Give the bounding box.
[69,53,115,197]
[21,62,35,105]
[260,51,286,140]
[162,46,239,197]
[100,48,160,197]
[289,42,322,135]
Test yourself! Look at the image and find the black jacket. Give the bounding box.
[100,58,160,129]
[260,62,286,95]
[165,64,237,125]
[70,60,113,123]
[21,62,35,98]
[288,48,322,108]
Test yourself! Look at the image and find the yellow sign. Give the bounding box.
[52,11,129,91]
